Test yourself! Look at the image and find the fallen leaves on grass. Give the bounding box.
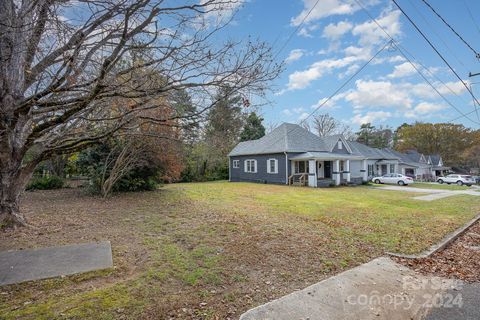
[394,222,480,282]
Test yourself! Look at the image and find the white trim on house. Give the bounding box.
[233,160,239,168]
[267,158,278,174]
[244,159,257,173]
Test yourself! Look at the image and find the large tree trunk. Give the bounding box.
[0,165,33,228]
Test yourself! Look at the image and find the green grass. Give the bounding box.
[180,182,479,254]
[2,181,479,319]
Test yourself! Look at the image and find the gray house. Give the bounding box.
[228,123,448,187]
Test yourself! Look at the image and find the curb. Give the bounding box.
[386,213,480,259]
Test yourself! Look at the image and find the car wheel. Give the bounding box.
[438,179,444,184]
[374,179,381,184]
[398,181,405,186]
[457,181,463,186]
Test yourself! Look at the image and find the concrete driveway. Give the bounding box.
[240,257,469,320]
[372,185,480,201]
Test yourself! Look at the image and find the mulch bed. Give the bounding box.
[394,221,480,282]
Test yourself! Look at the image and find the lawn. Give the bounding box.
[0,181,479,319]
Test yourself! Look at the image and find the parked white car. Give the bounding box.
[372,173,414,186]
[437,174,474,186]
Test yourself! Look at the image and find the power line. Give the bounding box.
[257,40,393,154]
[462,0,480,36]
[274,0,320,60]
[352,0,480,124]
[298,40,392,126]
[390,0,480,123]
[420,0,480,59]
[405,0,468,72]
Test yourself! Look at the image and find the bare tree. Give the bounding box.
[308,114,356,140]
[100,139,145,198]
[0,0,281,227]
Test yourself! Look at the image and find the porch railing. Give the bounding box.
[288,173,308,186]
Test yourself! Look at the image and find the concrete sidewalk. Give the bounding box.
[0,241,113,286]
[240,257,457,320]
[373,185,480,201]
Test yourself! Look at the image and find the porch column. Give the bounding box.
[308,159,317,187]
[345,159,351,183]
[333,160,341,186]
[361,159,367,182]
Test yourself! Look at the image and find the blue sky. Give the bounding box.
[219,0,480,130]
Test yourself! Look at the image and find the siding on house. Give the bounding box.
[230,153,288,184]
[331,139,350,154]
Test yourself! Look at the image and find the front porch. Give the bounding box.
[288,153,367,187]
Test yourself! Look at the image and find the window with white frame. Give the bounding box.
[267,159,278,174]
[295,161,307,173]
[338,141,342,149]
[390,164,395,173]
[244,159,257,173]
[368,164,374,176]
[233,160,239,168]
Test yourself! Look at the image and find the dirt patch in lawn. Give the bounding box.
[1,183,478,320]
[0,188,375,319]
[394,221,480,283]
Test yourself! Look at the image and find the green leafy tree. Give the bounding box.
[395,122,476,166]
[204,87,245,179]
[240,112,265,141]
[356,123,393,148]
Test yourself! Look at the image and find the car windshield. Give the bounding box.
[462,175,472,179]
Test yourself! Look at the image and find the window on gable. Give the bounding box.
[244,159,257,173]
[338,141,342,149]
[267,159,278,174]
[233,160,239,168]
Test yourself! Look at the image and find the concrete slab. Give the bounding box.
[0,241,113,286]
[373,185,480,201]
[240,257,453,320]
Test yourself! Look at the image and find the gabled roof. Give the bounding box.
[229,122,444,167]
[228,123,329,156]
[429,154,441,166]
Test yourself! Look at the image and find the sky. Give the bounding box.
[217,0,480,131]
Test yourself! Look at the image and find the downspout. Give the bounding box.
[284,152,288,185]
[228,156,231,182]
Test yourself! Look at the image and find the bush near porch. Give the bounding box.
[0,182,478,319]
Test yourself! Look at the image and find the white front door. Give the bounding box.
[317,161,325,178]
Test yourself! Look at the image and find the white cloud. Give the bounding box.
[310,93,346,110]
[298,24,320,37]
[285,49,306,63]
[352,10,401,46]
[282,109,293,116]
[291,0,357,26]
[322,20,353,40]
[345,79,413,109]
[298,112,310,121]
[413,102,447,115]
[286,55,359,90]
[351,111,392,125]
[388,62,417,78]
